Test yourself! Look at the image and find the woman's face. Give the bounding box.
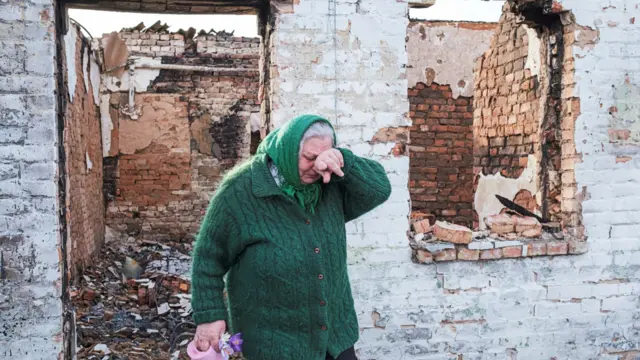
[298,137,333,184]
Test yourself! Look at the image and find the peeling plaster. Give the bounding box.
[64,24,77,102]
[90,57,101,106]
[250,112,261,132]
[100,94,113,157]
[610,75,640,146]
[103,57,162,93]
[524,25,542,77]
[475,155,539,230]
[82,47,89,94]
[406,22,495,97]
[118,97,189,155]
[85,151,93,172]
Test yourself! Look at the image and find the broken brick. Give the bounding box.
[415,249,434,264]
[433,221,473,244]
[138,287,148,305]
[412,219,432,234]
[484,214,515,234]
[514,216,541,235]
[82,289,97,301]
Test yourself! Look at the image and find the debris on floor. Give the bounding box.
[71,240,196,359]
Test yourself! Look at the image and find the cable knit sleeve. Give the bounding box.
[336,148,392,222]
[191,190,242,325]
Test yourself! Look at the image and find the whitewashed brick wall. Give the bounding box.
[0,0,62,358]
[271,1,640,359]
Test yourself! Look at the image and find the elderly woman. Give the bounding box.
[191,114,391,360]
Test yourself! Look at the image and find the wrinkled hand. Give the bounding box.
[314,148,344,184]
[194,320,226,352]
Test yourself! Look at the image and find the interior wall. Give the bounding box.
[473,3,546,229]
[64,23,105,277]
[99,31,261,242]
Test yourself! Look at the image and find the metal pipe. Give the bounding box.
[136,63,258,73]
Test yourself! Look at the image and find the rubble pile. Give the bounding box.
[71,241,196,360]
[408,206,581,263]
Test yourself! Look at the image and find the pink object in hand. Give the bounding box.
[186,341,224,360]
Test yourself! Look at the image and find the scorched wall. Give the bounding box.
[99,31,260,242]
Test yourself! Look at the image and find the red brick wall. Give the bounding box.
[65,27,105,276]
[473,6,543,179]
[409,83,474,227]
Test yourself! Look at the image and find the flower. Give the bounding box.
[229,333,243,353]
[218,339,235,360]
[221,333,231,343]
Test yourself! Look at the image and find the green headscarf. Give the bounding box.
[256,114,336,214]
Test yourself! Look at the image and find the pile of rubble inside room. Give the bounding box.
[70,238,196,360]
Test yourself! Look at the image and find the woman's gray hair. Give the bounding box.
[299,122,335,153]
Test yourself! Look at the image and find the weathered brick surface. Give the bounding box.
[473,4,543,179]
[0,0,61,357]
[101,33,260,242]
[409,83,474,227]
[101,31,260,65]
[65,24,105,276]
[407,21,494,228]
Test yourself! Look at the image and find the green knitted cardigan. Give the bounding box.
[191,125,392,360]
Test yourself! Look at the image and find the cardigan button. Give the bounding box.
[320,300,326,306]
[314,247,320,254]
[318,274,324,280]
[305,219,311,225]
[321,325,327,331]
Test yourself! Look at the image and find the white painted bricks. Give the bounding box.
[271,1,640,358]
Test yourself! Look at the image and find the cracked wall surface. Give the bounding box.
[0,0,62,358]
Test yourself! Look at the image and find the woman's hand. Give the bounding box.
[314,149,344,183]
[194,320,226,352]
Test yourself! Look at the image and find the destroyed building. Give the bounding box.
[2,0,640,359]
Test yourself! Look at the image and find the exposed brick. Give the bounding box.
[547,241,568,256]
[102,30,260,243]
[409,82,473,227]
[433,221,473,244]
[502,246,523,258]
[458,247,480,261]
[65,24,105,276]
[434,248,457,262]
[480,248,503,260]
[415,249,434,264]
